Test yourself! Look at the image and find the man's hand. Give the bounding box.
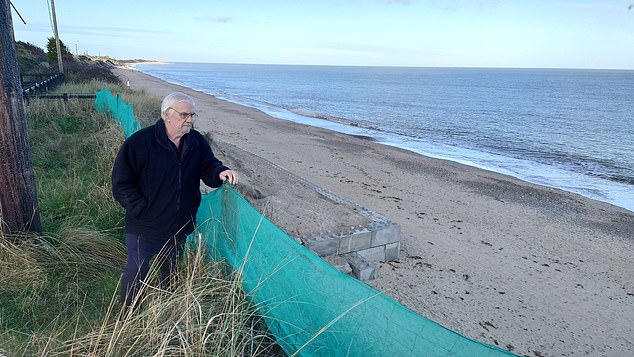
[219,169,239,185]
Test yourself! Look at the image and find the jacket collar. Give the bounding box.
[153,119,199,154]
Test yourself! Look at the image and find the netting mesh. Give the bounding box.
[96,88,516,356]
[94,88,141,137]
[196,187,514,356]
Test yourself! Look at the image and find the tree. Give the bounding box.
[0,0,42,234]
[46,36,74,63]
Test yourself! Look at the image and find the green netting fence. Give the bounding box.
[94,88,140,137]
[95,88,516,357]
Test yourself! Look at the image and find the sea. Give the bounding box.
[133,63,634,213]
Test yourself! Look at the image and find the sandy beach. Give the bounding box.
[115,67,634,356]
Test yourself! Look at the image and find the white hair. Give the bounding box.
[161,92,195,119]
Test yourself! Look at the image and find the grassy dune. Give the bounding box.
[0,80,280,356]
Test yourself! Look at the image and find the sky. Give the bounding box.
[9,0,634,69]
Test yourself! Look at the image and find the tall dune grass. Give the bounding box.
[52,235,279,357]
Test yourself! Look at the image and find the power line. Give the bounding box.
[46,0,64,73]
[9,1,26,24]
[47,0,54,33]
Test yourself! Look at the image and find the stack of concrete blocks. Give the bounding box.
[310,222,400,281]
[245,155,402,281]
[294,178,401,281]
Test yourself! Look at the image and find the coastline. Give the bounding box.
[115,68,634,356]
[131,63,634,214]
[119,60,170,66]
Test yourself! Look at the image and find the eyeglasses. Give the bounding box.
[168,107,198,120]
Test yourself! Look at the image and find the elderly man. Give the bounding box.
[112,92,238,306]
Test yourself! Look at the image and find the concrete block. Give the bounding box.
[323,255,352,275]
[344,253,379,281]
[305,236,340,257]
[357,245,386,262]
[339,228,372,253]
[384,242,400,261]
[371,223,401,247]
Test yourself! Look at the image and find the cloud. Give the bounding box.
[195,15,232,23]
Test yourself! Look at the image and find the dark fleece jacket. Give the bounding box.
[112,119,228,241]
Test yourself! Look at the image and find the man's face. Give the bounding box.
[165,101,196,138]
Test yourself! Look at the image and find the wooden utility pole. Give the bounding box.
[0,0,42,234]
[50,0,63,73]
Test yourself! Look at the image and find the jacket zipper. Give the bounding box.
[175,141,189,212]
[176,161,182,211]
[172,146,182,212]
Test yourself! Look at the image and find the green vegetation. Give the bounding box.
[15,41,48,75]
[16,40,119,86]
[45,37,74,63]
[0,47,281,356]
[27,81,125,233]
